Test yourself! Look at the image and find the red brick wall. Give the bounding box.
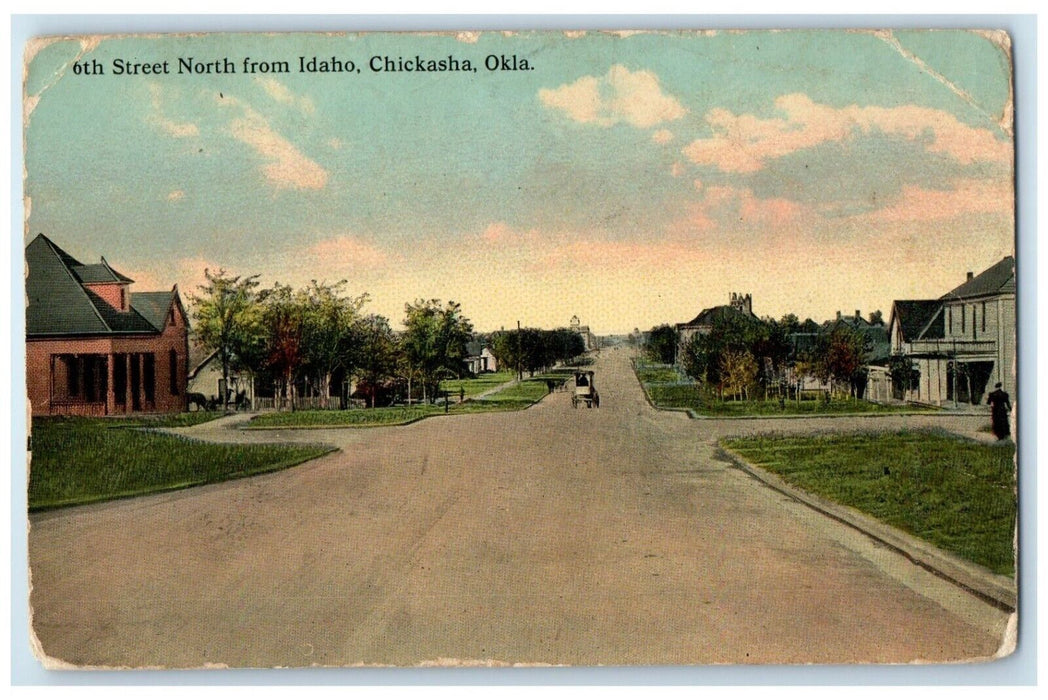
[26,323,188,416]
[83,282,129,311]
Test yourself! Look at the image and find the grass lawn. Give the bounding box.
[722,430,1017,576]
[633,361,689,385]
[647,383,927,416]
[249,377,558,428]
[633,360,936,417]
[440,370,515,398]
[29,415,334,510]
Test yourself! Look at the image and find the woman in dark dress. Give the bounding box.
[987,382,1012,440]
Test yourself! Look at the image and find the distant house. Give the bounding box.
[187,350,256,409]
[465,341,498,374]
[676,292,759,353]
[25,234,189,416]
[889,257,1015,406]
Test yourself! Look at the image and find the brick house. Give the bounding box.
[26,234,190,416]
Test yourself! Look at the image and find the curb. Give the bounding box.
[719,445,1017,612]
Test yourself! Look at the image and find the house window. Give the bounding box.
[948,306,953,334]
[982,301,987,332]
[169,349,178,395]
[120,287,126,310]
[960,305,965,333]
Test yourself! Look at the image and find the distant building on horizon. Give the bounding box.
[25,234,190,416]
[570,315,597,351]
[676,292,759,351]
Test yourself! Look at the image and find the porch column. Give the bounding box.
[138,353,146,411]
[77,356,86,399]
[49,355,55,415]
[106,354,116,415]
[125,353,133,413]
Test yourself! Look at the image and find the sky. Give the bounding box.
[23,29,1015,334]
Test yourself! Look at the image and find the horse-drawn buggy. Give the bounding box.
[572,370,600,409]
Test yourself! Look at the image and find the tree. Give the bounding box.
[812,324,871,397]
[352,314,399,408]
[679,312,766,396]
[869,309,884,326]
[188,269,261,408]
[489,330,523,379]
[401,299,473,402]
[888,353,920,400]
[645,324,679,365]
[258,283,307,409]
[720,349,759,401]
[299,281,368,401]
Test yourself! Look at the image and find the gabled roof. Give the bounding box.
[465,340,488,357]
[890,300,945,343]
[26,233,180,338]
[943,256,1015,300]
[188,349,219,380]
[679,304,758,328]
[134,290,180,330]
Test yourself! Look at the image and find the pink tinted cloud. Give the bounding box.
[858,178,1013,223]
[683,93,1012,173]
[306,235,389,267]
[669,185,810,239]
[479,221,544,246]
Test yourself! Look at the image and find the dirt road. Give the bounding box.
[28,347,1010,667]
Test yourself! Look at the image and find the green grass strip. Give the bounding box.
[248,378,558,429]
[29,416,333,510]
[722,429,1017,576]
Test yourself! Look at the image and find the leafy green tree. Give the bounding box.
[352,314,399,408]
[299,281,368,400]
[401,299,473,402]
[258,283,307,409]
[812,324,871,397]
[188,269,261,408]
[680,312,766,397]
[645,324,679,365]
[888,354,920,400]
[720,349,759,401]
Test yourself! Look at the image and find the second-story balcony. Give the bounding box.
[905,338,998,359]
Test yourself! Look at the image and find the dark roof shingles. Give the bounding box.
[26,234,172,337]
[943,256,1015,300]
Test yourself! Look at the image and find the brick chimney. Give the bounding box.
[967,271,974,281]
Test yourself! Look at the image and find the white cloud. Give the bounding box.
[683,93,1012,173]
[224,98,329,191]
[539,65,687,129]
[166,190,185,201]
[255,77,315,115]
[147,84,199,139]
